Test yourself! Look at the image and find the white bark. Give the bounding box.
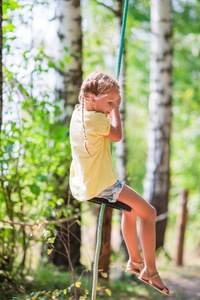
[143,0,173,248]
[52,0,82,267]
[55,0,82,116]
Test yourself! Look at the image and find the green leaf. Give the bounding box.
[63,289,67,295]
[101,272,108,278]
[3,24,15,34]
[47,186,54,192]
[72,52,81,57]
[36,174,47,182]
[29,184,41,196]
[5,143,13,154]
[58,60,64,70]
[3,0,22,15]
[47,236,56,244]
[64,46,69,53]
[48,60,56,68]
[64,56,71,64]
[43,229,52,239]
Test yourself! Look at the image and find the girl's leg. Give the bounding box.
[121,209,143,269]
[118,184,165,289]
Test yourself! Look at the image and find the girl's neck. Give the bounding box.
[84,100,95,112]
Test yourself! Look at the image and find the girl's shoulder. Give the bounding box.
[73,106,109,127]
[85,110,106,119]
[74,104,81,111]
[72,106,110,135]
[85,112,109,126]
[85,112,110,135]
[74,105,107,120]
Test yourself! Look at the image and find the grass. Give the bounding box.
[0,263,166,300]
[0,264,176,300]
[1,258,200,299]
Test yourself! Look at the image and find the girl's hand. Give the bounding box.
[107,111,113,121]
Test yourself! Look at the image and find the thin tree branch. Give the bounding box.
[58,231,78,300]
[94,0,116,14]
[0,209,88,227]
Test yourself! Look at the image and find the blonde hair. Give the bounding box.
[79,71,119,156]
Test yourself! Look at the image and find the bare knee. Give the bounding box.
[141,205,156,223]
[148,206,157,223]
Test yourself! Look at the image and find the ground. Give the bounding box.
[160,265,200,300]
[106,263,200,299]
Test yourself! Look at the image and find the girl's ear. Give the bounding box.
[88,93,96,103]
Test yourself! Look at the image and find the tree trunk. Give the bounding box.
[55,0,82,117]
[49,193,81,268]
[50,0,82,268]
[175,190,188,266]
[143,0,173,249]
[98,206,112,279]
[0,0,2,135]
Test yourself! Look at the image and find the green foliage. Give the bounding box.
[82,0,119,76]
[169,0,200,245]
[124,0,150,192]
[1,0,73,279]
[3,0,22,14]
[125,103,147,195]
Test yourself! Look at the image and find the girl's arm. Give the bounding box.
[106,105,122,142]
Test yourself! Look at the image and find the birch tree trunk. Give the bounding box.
[50,0,82,268]
[55,0,82,117]
[143,0,173,249]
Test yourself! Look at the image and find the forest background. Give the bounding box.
[0,0,200,299]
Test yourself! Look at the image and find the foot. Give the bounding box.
[126,260,144,275]
[140,268,165,289]
[139,269,172,296]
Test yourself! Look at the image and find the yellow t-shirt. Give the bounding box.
[69,105,119,201]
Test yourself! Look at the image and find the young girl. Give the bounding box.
[69,71,172,296]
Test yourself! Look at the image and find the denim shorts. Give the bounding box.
[97,180,124,203]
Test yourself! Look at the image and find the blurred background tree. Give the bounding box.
[48,0,82,269]
[143,0,173,249]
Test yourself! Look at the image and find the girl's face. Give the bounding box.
[92,89,119,116]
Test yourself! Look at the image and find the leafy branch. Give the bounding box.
[0,209,87,227]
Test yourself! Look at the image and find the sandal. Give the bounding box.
[139,269,172,296]
[125,260,144,276]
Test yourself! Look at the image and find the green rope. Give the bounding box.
[116,0,129,81]
[91,1,129,299]
[91,203,105,300]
